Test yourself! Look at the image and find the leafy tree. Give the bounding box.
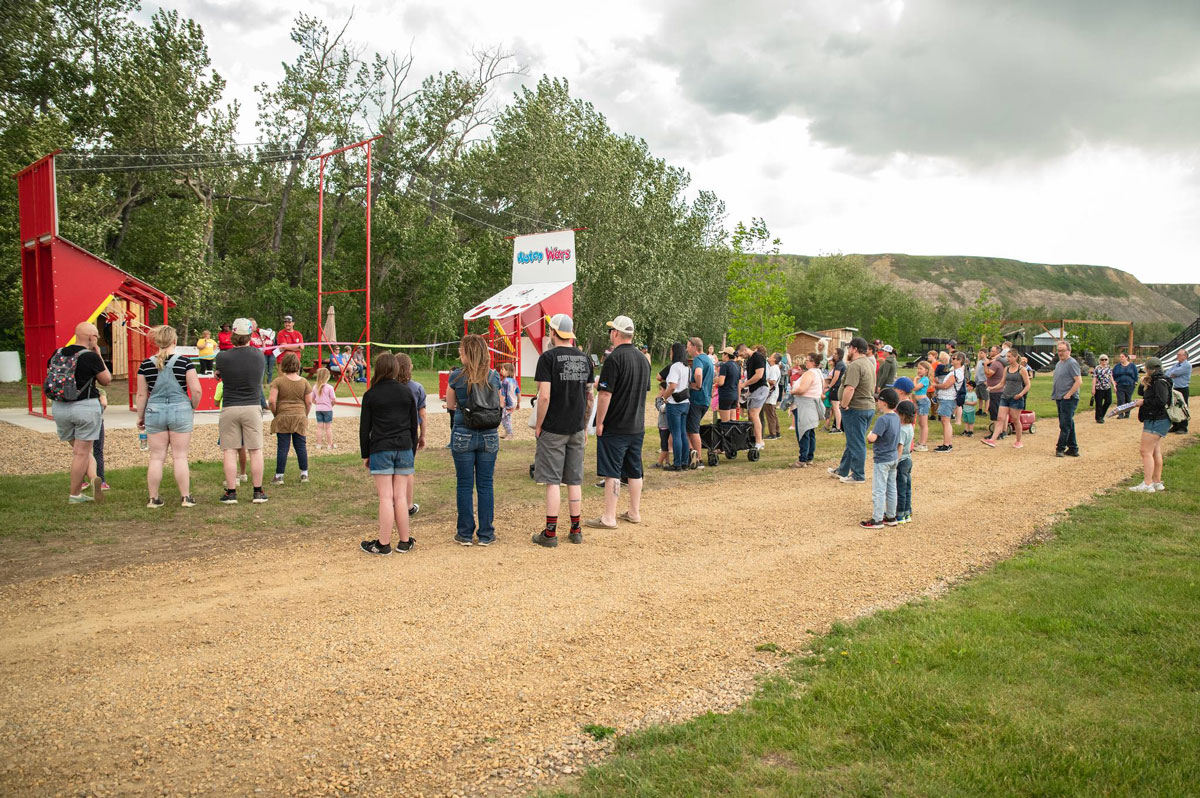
[726,219,793,350]
[956,287,1004,350]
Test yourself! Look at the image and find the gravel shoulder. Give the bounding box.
[0,412,1193,797]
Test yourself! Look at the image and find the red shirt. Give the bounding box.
[217,331,233,350]
[275,329,304,360]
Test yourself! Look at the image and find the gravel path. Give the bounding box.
[0,414,1193,797]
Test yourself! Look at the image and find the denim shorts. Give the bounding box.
[52,398,103,442]
[1143,418,1170,438]
[145,401,195,435]
[368,448,415,475]
[999,396,1026,410]
[315,410,333,423]
[937,398,956,418]
[916,397,931,416]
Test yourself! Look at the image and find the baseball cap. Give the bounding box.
[721,346,737,356]
[893,376,914,394]
[896,400,917,417]
[606,315,635,334]
[232,318,254,335]
[1144,356,1162,371]
[283,314,294,322]
[547,313,575,339]
[882,344,894,353]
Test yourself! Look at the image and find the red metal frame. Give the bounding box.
[14,152,174,417]
[313,136,381,406]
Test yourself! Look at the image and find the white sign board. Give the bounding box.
[511,229,576,285]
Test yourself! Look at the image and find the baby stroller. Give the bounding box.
[988,409,1037,438]
[699,410,760,466]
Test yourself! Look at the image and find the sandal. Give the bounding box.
[618,511,641,524]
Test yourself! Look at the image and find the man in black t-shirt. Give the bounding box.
[739,344,768,449]
[588,314,649,530]
[51,321,113,502]
[531,315,594,547]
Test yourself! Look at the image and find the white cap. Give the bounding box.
[232,318,254,335]
[606,315,635,334]
[882,344,894,353]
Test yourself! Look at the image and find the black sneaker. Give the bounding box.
[146,497,165,509]
[883,516,899,527]
[220,489,238,505]
[1065,449,1080,457]
[360,539,391,555]
[252,489,268,504]
[476,538,494,547]
[1055,448,1065,458]
[934,444,953,452]
[532,530,559,548]
[408,503,420,517]
[568,531,583,544]
[180,495,196,508]
[859,518,884,529]
[393,537,415,553]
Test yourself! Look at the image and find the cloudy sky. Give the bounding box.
[167,0,1200,283]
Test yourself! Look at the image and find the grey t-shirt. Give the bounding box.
[871,412,901,464]
[214,346,265,407]
[1051,356,1081,400]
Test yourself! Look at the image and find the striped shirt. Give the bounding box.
[138,355,195,393]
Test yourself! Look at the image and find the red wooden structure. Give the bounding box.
[15,152,174,416]
[312,135,381,406]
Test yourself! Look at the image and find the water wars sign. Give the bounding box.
[511,229,576,285]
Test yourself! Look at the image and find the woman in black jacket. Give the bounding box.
[1130,356,1171,493]
[359,353,422,554]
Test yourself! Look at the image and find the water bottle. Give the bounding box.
[138,431,148,451]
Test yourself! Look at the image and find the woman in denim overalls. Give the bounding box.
[135,326,202,508]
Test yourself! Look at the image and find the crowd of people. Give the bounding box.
[43,312,1193,550]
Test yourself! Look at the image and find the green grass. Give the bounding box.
[550,441,1200,797]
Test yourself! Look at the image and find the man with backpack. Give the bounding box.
[531,314,594,547]
[46,321,113,503]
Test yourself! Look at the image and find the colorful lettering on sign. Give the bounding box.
[516,250,544,264]
[545,247,572,262]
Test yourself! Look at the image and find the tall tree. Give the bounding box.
[727,219,793,350]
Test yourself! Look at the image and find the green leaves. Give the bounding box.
[727,219,793,350]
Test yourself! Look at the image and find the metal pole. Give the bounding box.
[365,140,372,384]
[316,158,325,371]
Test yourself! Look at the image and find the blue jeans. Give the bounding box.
[1055,397,1079,451]
[665,402,689,466]
[264,351,275,383]
[835,408,873,481]
[797,425,815,462]
[450,427,499,542]
[896,458,912,517]
[872,460,898,520]
[275,432,308,474]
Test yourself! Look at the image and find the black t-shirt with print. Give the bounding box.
[597,343,649,435]
[534,345,594,435]
[744,351,767,392]
[49,345,106,401]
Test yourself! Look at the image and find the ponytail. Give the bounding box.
[150,325,178,371]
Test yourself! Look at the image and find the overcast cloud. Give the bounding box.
[167,0,1200,283]
[638,0,1200,163]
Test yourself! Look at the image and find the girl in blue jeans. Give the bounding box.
[444,334,504,545]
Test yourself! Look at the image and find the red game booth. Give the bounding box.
[460,230,577,395]
[16,152,182,415]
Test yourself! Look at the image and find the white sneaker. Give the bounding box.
[1153,482,1165,492]
[838,475,864,484]
[754,442,765,450]
[1128,483,1154,493]
[271,474,284,485]
[238,474,248,484]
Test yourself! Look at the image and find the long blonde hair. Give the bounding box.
[314,367,331,393]
[151,325,177,371]
[459,334,490,387]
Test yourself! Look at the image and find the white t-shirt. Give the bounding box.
[665,361,692,404]
[765,363,781,405]
[935,366,958,401]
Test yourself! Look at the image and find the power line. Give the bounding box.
[419,191,514,237]
[405,171,558,232]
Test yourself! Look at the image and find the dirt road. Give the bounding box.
[0,416,1192,797]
